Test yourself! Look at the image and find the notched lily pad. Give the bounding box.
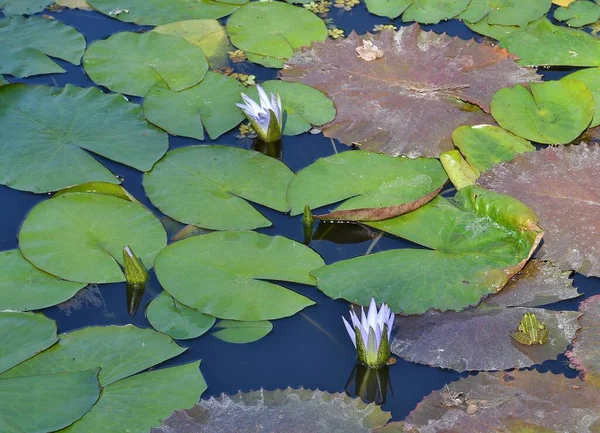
[212,320,273,344]
[554,0,600,27]
[567,295,600,386]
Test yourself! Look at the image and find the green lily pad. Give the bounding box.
[54,182,138,202]
[62,362,206,433]
[0,76,6,85]
[451,124,535,174]
[146,292,216,340]
[465,16,526,40]
[0,312,57,374]
[155,231,323,321]
[0,370,100,433]
[555,0,600,27]
[0,0,52,16]
[364,0,470,23]
[143,72,245,140]
[19,193,167,283]
[84,31,209,97]
[244,81,336,136]
[152,19,233,68]
[491,81,594,144]
[143,146,293,231]
[562,67,600,127]
[0,250,85,311]
[212,320,273,343]
[0,16,85,78]
[287,150,448,220]
[1,325,185,386]
[459,0,551,26]
[312,185,543,314]
[0,84,168,193]
[226,2,327,68]
[87,0,245,25]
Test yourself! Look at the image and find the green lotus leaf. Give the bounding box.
[87,0,245,25]
[1,325,185,386]
[0,16,85,78]
[451,124,535,174]
[364,0,470,23]
[62,362,206,433]
[287,150,448,220]
[226,2,327,68]
[0,0,52,16]
[459,0,551,26]
[555,0,600,27]
[0,250,85,311]
[146,292,216,340]
[491,80,594,144]
[0,370,101,433]
[19,193,167,283]
[84,31,209,97]
[465,16,526,40]
[212,320,273,344]
[143,72,245,140]
[143,146,293,231]
[0,84,168,193]
[0,312,57,374]
[312,185,543,315]
[562,67,600,127]
[155,231,323,321]
[243,80,336,136]
[54,182,138,202]
[152,19,233,68]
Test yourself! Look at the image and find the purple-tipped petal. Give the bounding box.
[342,316,356,348]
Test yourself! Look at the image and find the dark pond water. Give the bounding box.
[2,3,599,423]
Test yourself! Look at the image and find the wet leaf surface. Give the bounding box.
[281,26,539,157]
[554,0,600,27]
[567,295,600,386]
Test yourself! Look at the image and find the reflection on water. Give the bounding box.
[345,363,393,406]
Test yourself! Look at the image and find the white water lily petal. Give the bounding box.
[342,316,356,348]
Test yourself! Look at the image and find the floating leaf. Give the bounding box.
[459,0,551,26]
[143,72,245,140]
[554,0,577,5]
[1,325,185,386]
[143,146,293,231]
[402,370,600,432]
[152,19,233,68]
[281,26,539,157]
[84,31,209,97]
[567,295,600,386]
[451,125,535,174]
[391,260,580,371]
[0,76,6,85]
[0,250,85,311]
[87,0,245,25]
[312,185,543,314]
[212,320,273,343]
[0,16,85,78]
[478,145,600,276]
[146,292,216,340]
[465,16,526,40]
[63,362,206,433]
[54,182,138,202]
[287,151,448,220]
[155,231,323,321]
[0,370,100,433]
[440,150,478,190]
[555,0,600,26]
[562,67,600,127]
[55,0,93,10]
[0,0,52,15]
[0,84,168,193]
[244,80,336,136]
[152,388,392,433]
[227,2,327,68]
[0,312,57,374]
[364,0,470,23]
[19,193,167,283]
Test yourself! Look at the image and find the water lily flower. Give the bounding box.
[342,298,394,368]
[236,85,283,143]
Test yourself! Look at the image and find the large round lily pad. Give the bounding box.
[143,146,294,231]
[18,193,167,283]
[226,1,327,68]
[143,72,245,141]
[364,0,470,23]
[84,31,209,97]
[312,185,543,314]
[459,0,551,25]
[0,250,85,311]
[0,16,85,78]
[155,231,324,321]
[0,84,168,193]
[491,80,594,145]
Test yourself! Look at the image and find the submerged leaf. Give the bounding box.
[212,320,273,343]
[281,26,539,157]
[567,295,600,386]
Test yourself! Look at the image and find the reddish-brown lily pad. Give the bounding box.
[478,144,600,277]
[567,295,600,387]
[280,25,539,157]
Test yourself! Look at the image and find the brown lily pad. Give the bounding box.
[280,26,539,157]
[567,295,600,387]
[478,144,600,277]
